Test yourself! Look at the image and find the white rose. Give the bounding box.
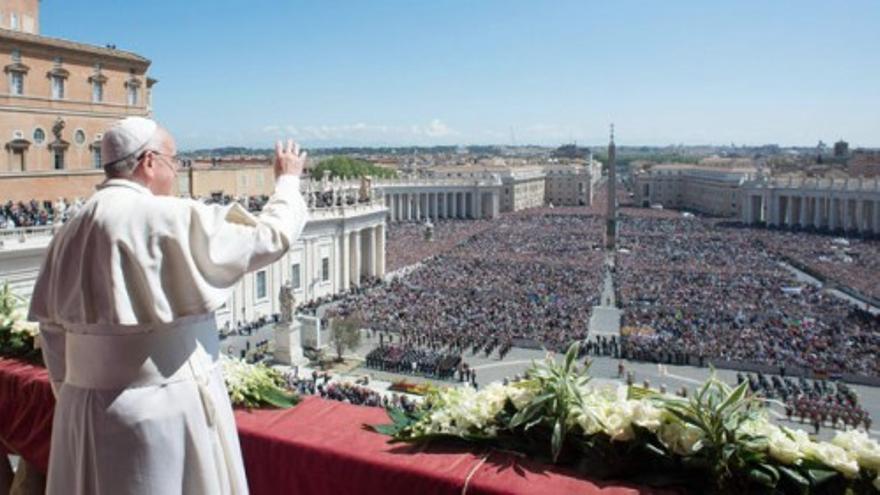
[767,430,803,465]
[831,430,880,472]
[507,385,536,410]
[10,319,39,338]
[630,401,662,432]
[804,442,860,479]
[659,420,704,456]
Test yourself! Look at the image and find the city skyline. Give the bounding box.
[43,0,880,149]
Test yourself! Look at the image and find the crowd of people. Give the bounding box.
[328,211,605,359]
[283,370,416,411]
[737,372,872,432]
[742,226,880,302]
[384,219,495,272]
[364,344,462,380]
[0,198,84,228]
[617,211,880,377]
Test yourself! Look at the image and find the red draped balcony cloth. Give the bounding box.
[0,358,665,495]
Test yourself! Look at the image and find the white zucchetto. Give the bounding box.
[101,116,158,167]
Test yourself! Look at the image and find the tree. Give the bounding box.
[309,156,397,180]
[330,317,362,362]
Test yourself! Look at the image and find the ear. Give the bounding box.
[131,152,156,183]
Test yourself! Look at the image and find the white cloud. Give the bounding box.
[259,119,458,144]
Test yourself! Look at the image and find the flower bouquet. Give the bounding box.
[220,355,300,409]
[0,283,41,363]
[373,343,880,494]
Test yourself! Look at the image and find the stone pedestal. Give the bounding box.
[274,320,307,366]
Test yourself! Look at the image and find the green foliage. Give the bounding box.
[310,156,397,180]
[331,317,362,362]
[507,343,590,462]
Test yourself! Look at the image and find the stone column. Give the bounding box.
[829,198,839,231]
[365,227,377,277]
[414,193,421,220]
[340,231,350,291]
[856,199,865,233]
[797,196,806,227]
[443,193,449,218]
[814,197,822,229]
[350,230,361,287]
[375,224,385,277]
[741,194,752,224]
[434,192,441,221]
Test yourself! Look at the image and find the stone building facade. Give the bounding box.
[0,0,154,199]
[632,164,757,217]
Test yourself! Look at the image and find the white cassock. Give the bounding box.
[28,176,307,495]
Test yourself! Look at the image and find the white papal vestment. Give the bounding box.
[28,176,307,495]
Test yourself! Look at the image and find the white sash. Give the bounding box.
[64,314,219,390]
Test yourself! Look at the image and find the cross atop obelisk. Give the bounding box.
[605,124,617,250]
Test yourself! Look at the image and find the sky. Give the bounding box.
[43,0,880,150]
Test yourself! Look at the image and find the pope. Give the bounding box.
[28,116,308,495]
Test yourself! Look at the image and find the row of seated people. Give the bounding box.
[365,344,461,380]
[736,372,872,432]
[220,313,280,339]
[283,371,417,412]
[785,395,872,432]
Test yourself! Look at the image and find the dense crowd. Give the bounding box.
[365,344,462,380]
[617,211,880,377]
[384,219,495,272]
[0,198,84,228]
[743,226,880,302]
[329,211,605,357]
[283,370,416,411]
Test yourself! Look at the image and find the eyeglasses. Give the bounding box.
[141,150,180,175]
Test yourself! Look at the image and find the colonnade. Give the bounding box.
[742,186,880,235]
[338,224,385,290]
[383,190,499,222]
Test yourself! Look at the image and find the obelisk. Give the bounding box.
[605,124,617,250]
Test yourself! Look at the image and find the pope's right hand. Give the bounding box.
[275,139,306,178]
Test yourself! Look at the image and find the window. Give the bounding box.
[92,81,103,102]
[127,85,138,106]
[9,72,23,95]
[92,148,102,169]
[32,128,44,145]
[321,257,330,282]
[291,263,301,289]
[10,13,18,30]
[256,270,267,300]
[53,150,64,170]
[51,76,64,99]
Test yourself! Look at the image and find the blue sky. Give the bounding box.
[44,1,880,149]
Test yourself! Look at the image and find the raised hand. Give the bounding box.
[274,139,306,178]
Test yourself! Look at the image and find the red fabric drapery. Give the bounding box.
[1,358,664,494]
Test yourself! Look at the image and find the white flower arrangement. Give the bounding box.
[375,343,880,494]
[220,355,298,409]
[0,284,41,360]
